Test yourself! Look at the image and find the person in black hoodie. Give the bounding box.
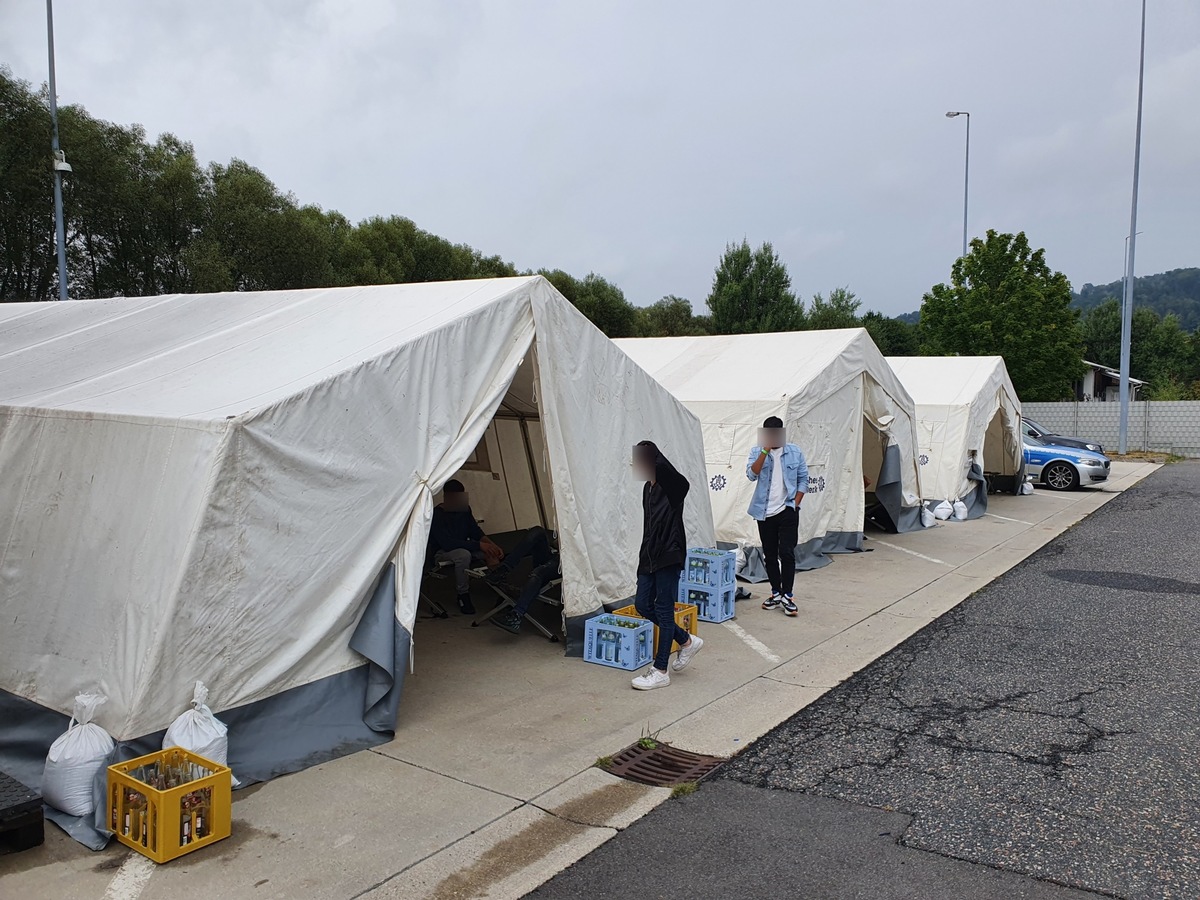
[631,441,704,690]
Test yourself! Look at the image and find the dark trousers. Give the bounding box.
[516,555,560,616]
[502,526,553,574]
[757,506,799,597]
[634,564,688,671]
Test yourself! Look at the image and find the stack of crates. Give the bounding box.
[680,547,736,623]
[583,614,655,670]
[107,747,231,863]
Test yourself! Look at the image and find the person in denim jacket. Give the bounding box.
[745,416,808,616]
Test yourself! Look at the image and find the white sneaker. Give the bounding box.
[631,667,671,691]
[672,635,704,672]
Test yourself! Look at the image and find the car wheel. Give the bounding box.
[1043,462,1079,492]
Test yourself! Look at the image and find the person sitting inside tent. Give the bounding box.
[429,479,505,615]
[487,526,561,635]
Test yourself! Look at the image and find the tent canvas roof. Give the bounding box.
[0,279,538,420]
[884,356,1019,408]
[617,329,871,404]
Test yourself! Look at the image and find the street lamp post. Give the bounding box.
[46,0,71,301]
[1119,0,1147,454]
[946,111,970,258]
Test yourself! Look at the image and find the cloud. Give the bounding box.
[2,0,1196,315]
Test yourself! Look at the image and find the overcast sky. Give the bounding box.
[3,1,1197,315]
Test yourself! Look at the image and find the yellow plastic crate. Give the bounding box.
[613,602,698,655]
[107,747,232,863]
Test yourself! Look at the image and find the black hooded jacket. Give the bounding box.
[638,451,691,574]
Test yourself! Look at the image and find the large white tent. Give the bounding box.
[0,276,713,790]
[615,330,923,575]
[886,356,1024,517]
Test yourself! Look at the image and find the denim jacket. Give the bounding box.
[745,443,808,521]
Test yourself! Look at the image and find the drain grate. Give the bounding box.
[605,742,724,787]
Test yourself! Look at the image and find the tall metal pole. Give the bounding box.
[946,111,971,258]
[961,112,970,258]
[1118,0,1147,454]
[46,0,69,301]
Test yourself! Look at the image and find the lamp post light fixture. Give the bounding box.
[46,0,71,301]
[945,111,970,259]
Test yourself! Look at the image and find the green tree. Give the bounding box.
[861,311,919,355]
[920,229,1085,401]
[573,273,639,337]
[1082,300,1200,396]
[637,295,707,337]
[806,286,862,330]
[706,240,804,334]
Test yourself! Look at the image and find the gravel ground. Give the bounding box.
[533,463,1200,899]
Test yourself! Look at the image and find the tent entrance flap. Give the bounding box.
[450,352,556,539]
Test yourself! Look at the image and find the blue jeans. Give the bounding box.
[634,565,688,671]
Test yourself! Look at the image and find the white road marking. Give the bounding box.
[985,512,1035,526]
[103,853,156,900]
[870,539,952,567]
[723,621,781,664]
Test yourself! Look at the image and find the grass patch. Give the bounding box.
[670,781,699,799]
[594,756,613,769]
[1111,451,1186,463]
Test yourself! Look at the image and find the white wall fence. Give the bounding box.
[1022,401,1200,458]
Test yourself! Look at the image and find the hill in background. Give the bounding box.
[1072,268,1200,332]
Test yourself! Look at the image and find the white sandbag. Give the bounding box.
[42,692,115,817]
[1021,480,1034,495]
[920,504,936,528]
[932,500,953,520]
[735,543,747,575]
[164,682,230,771]
[952,499,968,521]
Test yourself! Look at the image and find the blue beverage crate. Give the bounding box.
[583,614,655,671]
[680,583,736,623]
[683,548,736,589]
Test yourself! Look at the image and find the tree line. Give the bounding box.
[1075,268,1200,333]
[4,68,1196,401]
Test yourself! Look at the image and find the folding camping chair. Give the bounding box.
[469,568,563,642]
[418,558,452,619]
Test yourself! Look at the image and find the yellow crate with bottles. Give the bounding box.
[107,747,231,863]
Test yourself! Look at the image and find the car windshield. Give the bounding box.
[1024,418,1048,434]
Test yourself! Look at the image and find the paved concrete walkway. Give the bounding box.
[535,462,1198,899]
[0,463,1157,900]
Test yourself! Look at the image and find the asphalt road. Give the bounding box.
[531,463,1200,900]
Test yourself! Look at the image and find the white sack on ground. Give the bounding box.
[42,692,114,816]
[163,682,236,784]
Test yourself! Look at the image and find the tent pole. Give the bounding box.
[519,415,549,530]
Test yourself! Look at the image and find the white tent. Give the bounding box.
[615,330,923,575]
[886,356,1024,516]
[0,276,712,767]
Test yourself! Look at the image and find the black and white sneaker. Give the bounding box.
[762,593,782,611]
[781,594,799,617]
